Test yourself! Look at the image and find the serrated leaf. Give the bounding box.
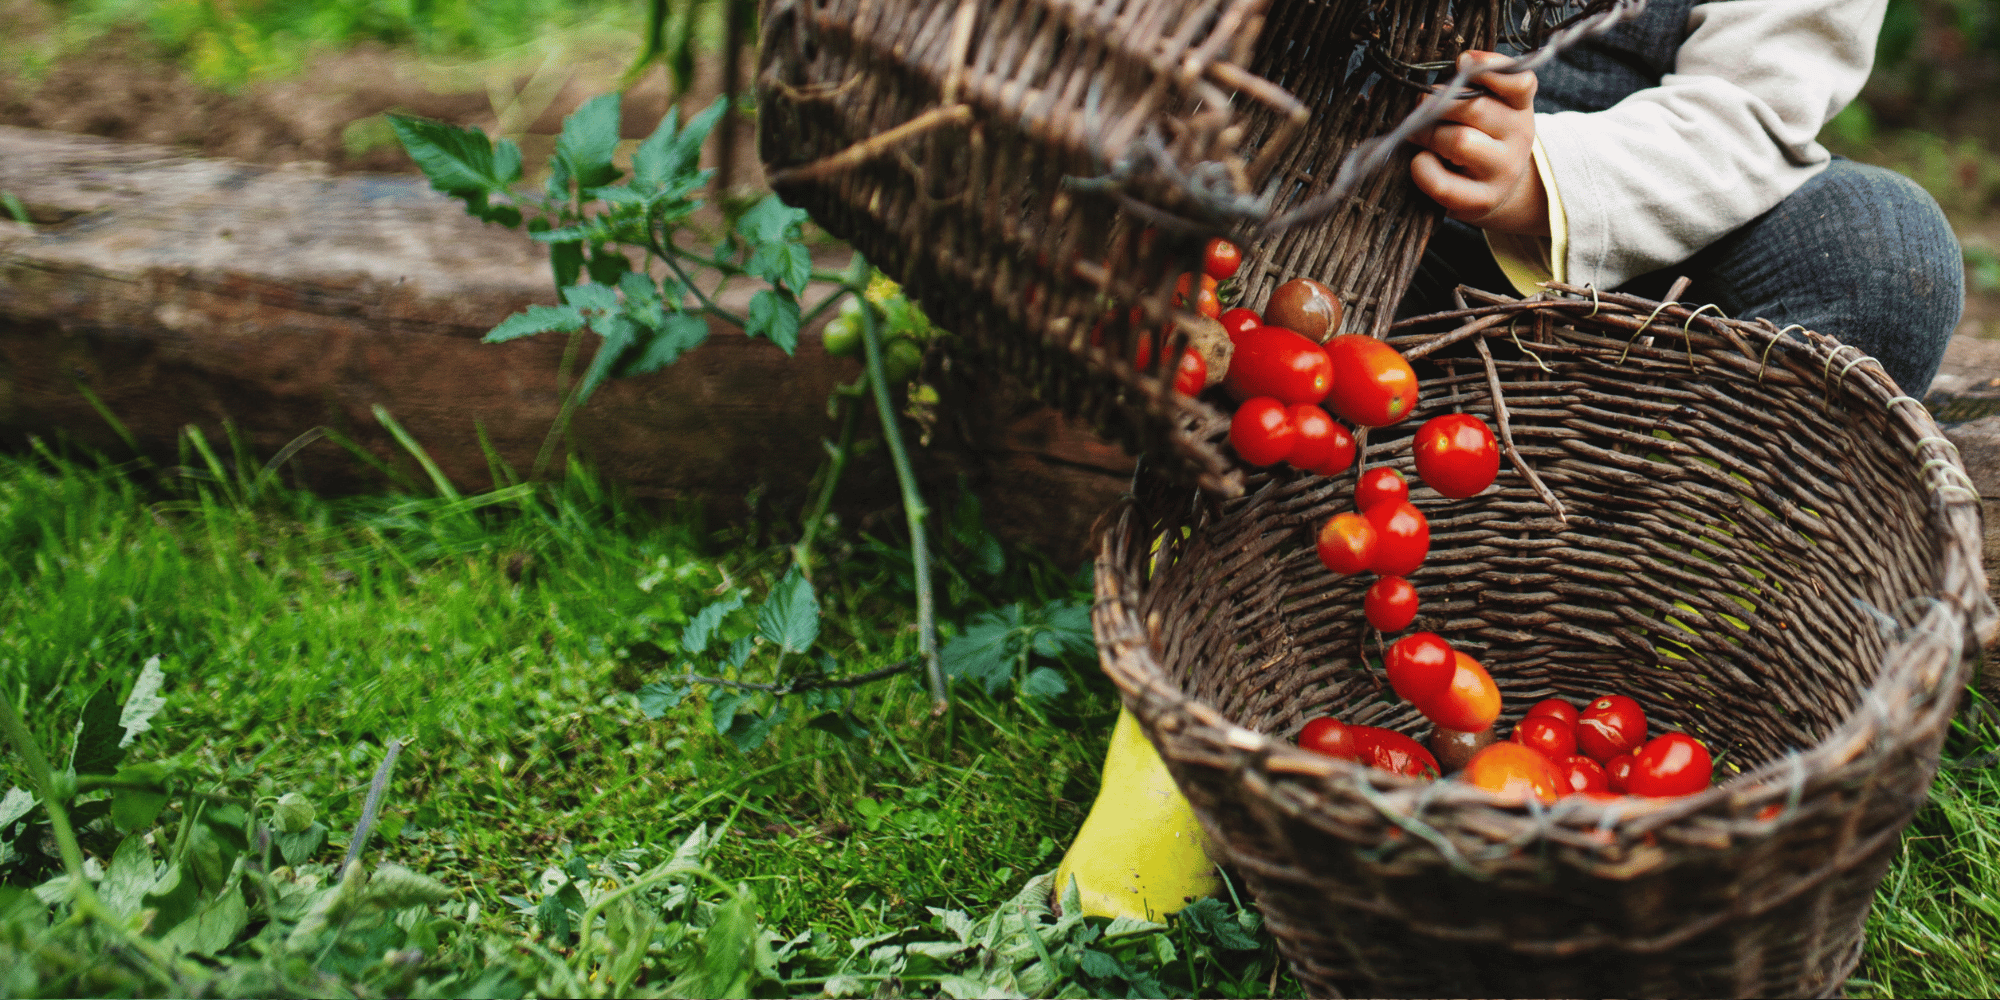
[757,569,820,653]
[746,289,802,355]
[562,283,622,313]
[1040,601,1096,657]
[722,705,787,754]
[637,683,690,719]
[386,114,523,196]
[710,692,746,737]
[70,680,124,777]
[118,657,167,748]
[160,875,248,957]
[932,906,975,943]
[574,313,638,408]
[1019,667,1068,705]
[1175,896,1261,950]
[272,792,315,834]
[681,592,745,655]
[748,240,813,296]
[724,636,756,670]
[1077,947,1124,979]
[939,974,1022,999]
[668,890,759,998]
[942,606,1024,695]
[362,863,454,908]
[634,97,727,190]
[0,787,36,830]
[586,247,633,285]
[1101,914,1167,940]
[555,92,624,190]
[484,304,585,344]
[100,834,157,919]
[620,313,709,377]
[736,194,810,245]
[537,881,586,939]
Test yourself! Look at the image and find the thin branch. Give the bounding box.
[651,229,751,328]
[860,299,948,714]
[1474,334,1566,523]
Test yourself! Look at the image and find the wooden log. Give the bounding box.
[0,125,1131,562]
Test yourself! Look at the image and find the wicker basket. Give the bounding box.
[1093,285,1995,999]
[756,0,1642,496]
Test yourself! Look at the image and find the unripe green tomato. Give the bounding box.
[822,314,861,357]
[884,338,924,383]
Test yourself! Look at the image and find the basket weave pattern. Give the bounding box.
[1094,289,1992,998]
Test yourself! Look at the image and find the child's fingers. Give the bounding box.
[1410,122,1509,180]
[1411,150,1502,220]
[1431,92,1526,138]
[1464,57,1537,111]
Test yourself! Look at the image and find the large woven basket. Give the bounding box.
[757,0,1644,496]
[1094,285,1995,998]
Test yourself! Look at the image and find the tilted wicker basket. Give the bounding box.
[756,0,1643,496]
[1093,285,1994,998]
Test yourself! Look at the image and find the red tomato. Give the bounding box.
[1323,335,1419,427]
[1315,512,1377,576]
[1364,576,1418,632]
[1307,420,1357,477]
[1173,347,1207,396]
[1355,467,1409,512]
[1220,307,1262,340]
[1524,698,1579,729]
[1626,733,1714,797]
[1285,405,1341,472]
[1297,716,1358,761]
[1228,397,1295,466]
[1225,326,1334,405]
[1413,413,1501,499]
[1363,501,1429,577]
[1511,716,1578,761]
[1349,725,1440,780]
[1385,632,1455,706]
[1418,651,1500,733]
[1558,755,1610,795]
[1194,284,1222,320]
[1203,238,1242,280]
[1577,695,1647,763]
[1605,753,1636,793]
[1461,742,1560,805]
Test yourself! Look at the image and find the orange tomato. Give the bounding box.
[1461,742,1562,805]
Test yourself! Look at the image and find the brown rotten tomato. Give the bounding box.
[1263,277,1341,342]
[1323,335,1419,427]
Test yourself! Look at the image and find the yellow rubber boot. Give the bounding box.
[1053,706,1221,920]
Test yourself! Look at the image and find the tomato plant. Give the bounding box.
[1355,466,1409,512]
[1418,651,1500,733]
[1363,501,1429,577]
[1386,632,1455,705]
[1229,397,1296,466]
[1285,405,1342,472]
[1203,238,1243,280]
[1626,733,1714,797]
[1350,726,1440,780]
[1264,277,1340,341]
[1297,716,1357,760]
[1365,576,1419,632]
[1524,697,1578,729]
[1316,512,1377,576]
[1461,742,1560,805]
[1511,716,1577,760]
[1225,325,1334,405]
[1577,694,1647,763]
[1323,335,1418,427]
[1413,413,1501,499]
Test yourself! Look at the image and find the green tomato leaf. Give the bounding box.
[710,692,746,737]
[748,240,814,296]
[1019,667,1069,705]
[360,863,454,909]
[484,304,586,344]
[551,240,585,289]
[272,791,315,835]
[942,606,1024,695]
[563,282,622,314]
[668,890,761,998]
[634,97,727,190]
[806,711,871,742]
[747,289,802,355]
[0,787,35,830]
[99,834,157,919]
[724,636,756,671]
[554,92,624,190]
[386,114,523,199]
[1174,897,1262,950]
[736,194,810,245]
[586,246,633,286]
[69,679,125,777]
[723,704,788,754]
[757,569,820,653]
[574,313,640,408]
[637,682,690,720]
[681,592,744,655]
[159,874,248,957]
[619,314,709,377]
[109,763,170,832]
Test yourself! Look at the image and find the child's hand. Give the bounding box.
[1410,51,1548,237]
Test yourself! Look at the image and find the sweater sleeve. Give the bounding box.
[1532,0,1885,291]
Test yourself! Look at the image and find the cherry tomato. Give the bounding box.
[1225,326,1334,405]
[1626,733,1714,797]
[1355,467,1410,512]
[1324,335,1419,427]
[1220,307,1262,340]
[1418,651,1500,733]
[1557,755,1610,795]
[1413,413,1501,499]
[1315,512,1377,576]
[1297,716,1358,761]
[1385,632,1455,706]
[1264,277,1341,341]
[1577,695,1647,763]
[1461,742,1560,805]
[1511,716,1578,761]
[1203,238,1243,280]
[1365,576,1418,632]
[1363,501,1429,577]
[1173,347,1207,396]
[1524,698,1579,729]
[1605,753,1636,793]
[1173,272,1219,312]
[1285,405,1341,472]
[1307,420,1357,477]
[1193,284,1222,320]
[1349,725,1440,780]
[1228,397,1296,466]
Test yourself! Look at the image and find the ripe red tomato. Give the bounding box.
[1228,397,1296,466]
[1577,695,1647,763]
[1220,307,1263,340]
[1604,753,1636,793]
[1413,414,1501,499]
[1349,725,1440,780]
[1315,512,1377,576]
[1363,501,1429,577]
[1461,742,1560,805]
[1511,716,1578,760]
[1385,632,1455,705]
[1174,272,1220,316]
[1225,326,1334,405]
[1364,576,1418,632]
[1284,405,1342,472]
[1306,420,1357,477]
[1355,466,1409,512]
[1173,347,1206,396]
[1323,335,1419,427]
[1418,651,1500,733]
[1524,698,1579,729]
[1297,716,1358,761]
[1557,755,1610,795]
[1626,733,1714,797]
[1203,238,1242,280]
